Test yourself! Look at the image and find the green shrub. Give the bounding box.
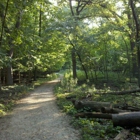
[77,70,87,82]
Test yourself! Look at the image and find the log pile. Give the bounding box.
[112,112,140,127]
[75,111,140,127]
[68,98,140,128]
[66,93,140,139]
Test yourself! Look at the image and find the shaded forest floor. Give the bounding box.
[55,76,140,140]
[1,74,140,140]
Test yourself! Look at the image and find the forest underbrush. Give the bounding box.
[55,70,140,140]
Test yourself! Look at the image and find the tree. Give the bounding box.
[129,0,140,86]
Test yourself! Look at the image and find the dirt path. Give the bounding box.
[0,79,80,140]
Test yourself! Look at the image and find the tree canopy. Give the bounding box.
[0,0,140,89]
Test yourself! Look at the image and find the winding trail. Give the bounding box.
[0,79,80,140]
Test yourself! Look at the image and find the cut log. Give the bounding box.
[75,111,140,128]
[114,129,130,140]
[112,112,140,127]
[75,112,112,119]
[73,100,112,112]
[101,107,129,114]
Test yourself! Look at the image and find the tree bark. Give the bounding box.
[126,1,137,77]
[77,52,88,79]
[72,48,77,79]
[130,39,137,76]
[6,64,13,85]
[0,69,1,92]
[112,112,140,127]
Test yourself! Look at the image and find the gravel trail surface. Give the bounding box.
[0,79,80,140]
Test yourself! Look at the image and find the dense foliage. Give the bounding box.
[0,0,140,139]
[0,0,140,88]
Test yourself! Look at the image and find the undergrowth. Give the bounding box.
[0,73,58,117]
[55,70,140,140]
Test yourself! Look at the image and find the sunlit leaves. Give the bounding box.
[0,0,137,82]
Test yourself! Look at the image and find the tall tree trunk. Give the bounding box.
[121,0,138,78]
[33,4,42,81]
[39,4,42,37]
[0,70,1,92]
[33,67,37,81]
[129,0,140,87]
[6,10,23,85]
[121,35,132,80]
[6,43,14,85]
[69,0,89,79]
[127,8,137,77]
[6,65,13,85]
[6,46,13,85]
[0,0,9,47]
[18,71,20,83]
[104,44,108,82]
[72,48,77,79]
[130,40,137,76]
[77,52,88,79]
[137,44,140,87]
[0,0,10,89]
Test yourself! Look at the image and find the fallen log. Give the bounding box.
[73,100,112,112]
[101,107,129,114]
[113,104,140,111]
[66,95,76,100]
[127,106,140,111]
[112,112,140,127]
[97,88,140,95]
[75,111,140,128]
[114,129,130,140]
[75,112,112,119]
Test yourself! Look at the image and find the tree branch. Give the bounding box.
[69,0,75,16]
[129,0,139,39]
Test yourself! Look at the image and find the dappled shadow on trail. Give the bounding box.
[0,79,80,140]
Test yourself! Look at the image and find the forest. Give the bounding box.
[0,0,140,139]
